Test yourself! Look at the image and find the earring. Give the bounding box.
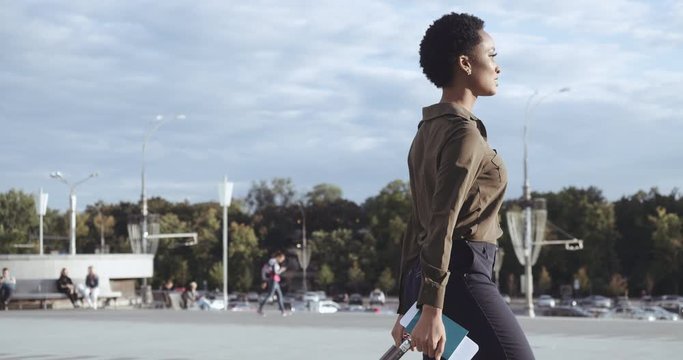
[466,69,472,75]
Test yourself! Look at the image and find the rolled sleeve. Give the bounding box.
[397,210,419,314]
[417,126,485,309]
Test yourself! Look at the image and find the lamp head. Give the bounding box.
[50,171,63,179]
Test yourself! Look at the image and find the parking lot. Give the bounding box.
[1,308,682,359]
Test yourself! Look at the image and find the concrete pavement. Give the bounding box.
[0,309,682,359]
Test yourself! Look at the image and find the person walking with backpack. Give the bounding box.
[257,251,289,316]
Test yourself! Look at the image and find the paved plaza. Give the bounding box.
[1,308,682,359]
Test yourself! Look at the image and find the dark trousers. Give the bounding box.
[0,284,13,305]
[258,281,285,312]
[59,287,80,307]
[403,240,534,360]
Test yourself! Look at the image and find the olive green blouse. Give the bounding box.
[398,102,508,312]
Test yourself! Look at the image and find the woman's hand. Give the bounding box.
[391,315,407,347]
[410,305,446,359]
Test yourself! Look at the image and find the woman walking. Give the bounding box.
[392,13,535,360]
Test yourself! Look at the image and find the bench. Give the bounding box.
[151,290,182,310]
[9,278,122,309]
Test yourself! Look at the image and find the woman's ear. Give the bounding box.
[458,55,472,75]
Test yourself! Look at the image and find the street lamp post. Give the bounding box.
[522,87,569,317]
[50,171,98,255]
[141,114,185,260]
[36,188,49,255]
[219,176,234,311]
[297,201,308,292]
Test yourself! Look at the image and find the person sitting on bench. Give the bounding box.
[0,267,16,310]
[57,267,80,308]
[78,266,100,310]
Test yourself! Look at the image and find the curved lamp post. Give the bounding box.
[298,201,308,292]
[522,87,570,317]
[141,114,186,257]
[50,171,98,255]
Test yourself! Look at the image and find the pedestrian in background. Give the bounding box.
[257,251,289,316]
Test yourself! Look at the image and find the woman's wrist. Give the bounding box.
[421,304,443,318]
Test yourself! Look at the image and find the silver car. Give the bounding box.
[642,305,679,321]
[579,295,612,308]
[535,295,556,308]
[603,306,656,321]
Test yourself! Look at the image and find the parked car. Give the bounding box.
[303,291,322,302]
[369,289,386,305]
[317,300,341,314]
[349,293,364,306]
[603,306,656,321]
[246,292,260,302]
[579,295,612,308]
[559,298,578,307]
[343,304,366,312]
[642,305,679,321]
[229,301,255,312]
[542,306,593,318]
[652,295,683,302]
[314,291,327,300]
[614,296,631,307]
[584,307,610,318]
[333,293,349,303]
[535,295,556,308]
[654,301,683,317]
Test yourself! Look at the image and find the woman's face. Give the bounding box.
[466,30,500,96]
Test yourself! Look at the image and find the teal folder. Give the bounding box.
[399,302,478,359]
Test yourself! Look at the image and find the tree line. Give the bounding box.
[0,181,681,297]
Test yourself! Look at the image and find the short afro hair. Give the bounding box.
[419,13,485,88]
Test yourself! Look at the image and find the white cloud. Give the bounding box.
[1,0,682,211]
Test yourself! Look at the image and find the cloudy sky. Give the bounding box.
[2,0,682,211]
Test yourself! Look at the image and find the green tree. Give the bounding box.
[0,189,38,252]
[536,187,620,294]
[74,211,92,253]
[152,213,190,287]
[376,267,395,293]
[310,228,377,292]
[306,199,366,234]
[186,202,222,286]
[317,263,335,290]
[43,208,67,253]
[363,180,411,290]
[607,273,628,297]
[612,188,678,294]
[538,266,552,294]
[574,266,591,295]
[209,262,224,290]
[227,222,263,292]
[104,201,140,254]
[649,207,682,294]
[93,211,115,252]
[246,178,297,212]
[347,259,366,292]
[306,183,342,205]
